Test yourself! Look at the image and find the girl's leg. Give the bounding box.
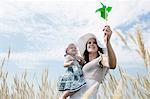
[60,91,74,99]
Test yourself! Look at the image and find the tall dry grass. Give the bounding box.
[115,28,150,68]
[0,28,149,99]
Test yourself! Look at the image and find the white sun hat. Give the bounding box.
[77,33,106,57]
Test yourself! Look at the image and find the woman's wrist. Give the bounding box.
[105,40,111,47]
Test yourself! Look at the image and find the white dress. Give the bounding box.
[69,78,99,99]
[69,56,109,99]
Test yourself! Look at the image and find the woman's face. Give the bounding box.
[86,38,98,53]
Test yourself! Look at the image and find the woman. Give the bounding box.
[69,25,116,99]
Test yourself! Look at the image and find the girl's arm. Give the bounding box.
[64,61,74,67]
[64,55,74,67]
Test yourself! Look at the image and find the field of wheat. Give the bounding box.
[0,29,150,99]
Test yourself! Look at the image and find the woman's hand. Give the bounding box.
[103,25,112,45]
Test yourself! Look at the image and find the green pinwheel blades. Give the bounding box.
[100,2,106,8]
[101,11,105,19]
[106,6,112,12]
[95,8,103,13]
[101,10,108,20]
[95,8,101,13]
[96,2,112,20]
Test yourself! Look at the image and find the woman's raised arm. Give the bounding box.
[103,25,117,69]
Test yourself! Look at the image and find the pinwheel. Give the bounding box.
[95,2,112,21]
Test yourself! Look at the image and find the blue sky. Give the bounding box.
[0,0,149,80]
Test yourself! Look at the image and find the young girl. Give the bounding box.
[58,43,86,99]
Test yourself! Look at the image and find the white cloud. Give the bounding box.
[0,49,64,69]
[0,0,149,69]
[0,50,64,61]
[108,0,149,28]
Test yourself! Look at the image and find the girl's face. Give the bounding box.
[86,38,98,53]
[67,44,77,56]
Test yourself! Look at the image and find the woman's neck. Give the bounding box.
[89,52,97,62]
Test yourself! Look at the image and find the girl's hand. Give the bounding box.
[76,56,82,62]
[103,25,112,45]
[76,56,86,65]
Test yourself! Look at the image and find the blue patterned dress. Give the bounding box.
[58,58,86,92]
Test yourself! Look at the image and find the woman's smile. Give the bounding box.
[89,45,95,48]
[88,45,96,50]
